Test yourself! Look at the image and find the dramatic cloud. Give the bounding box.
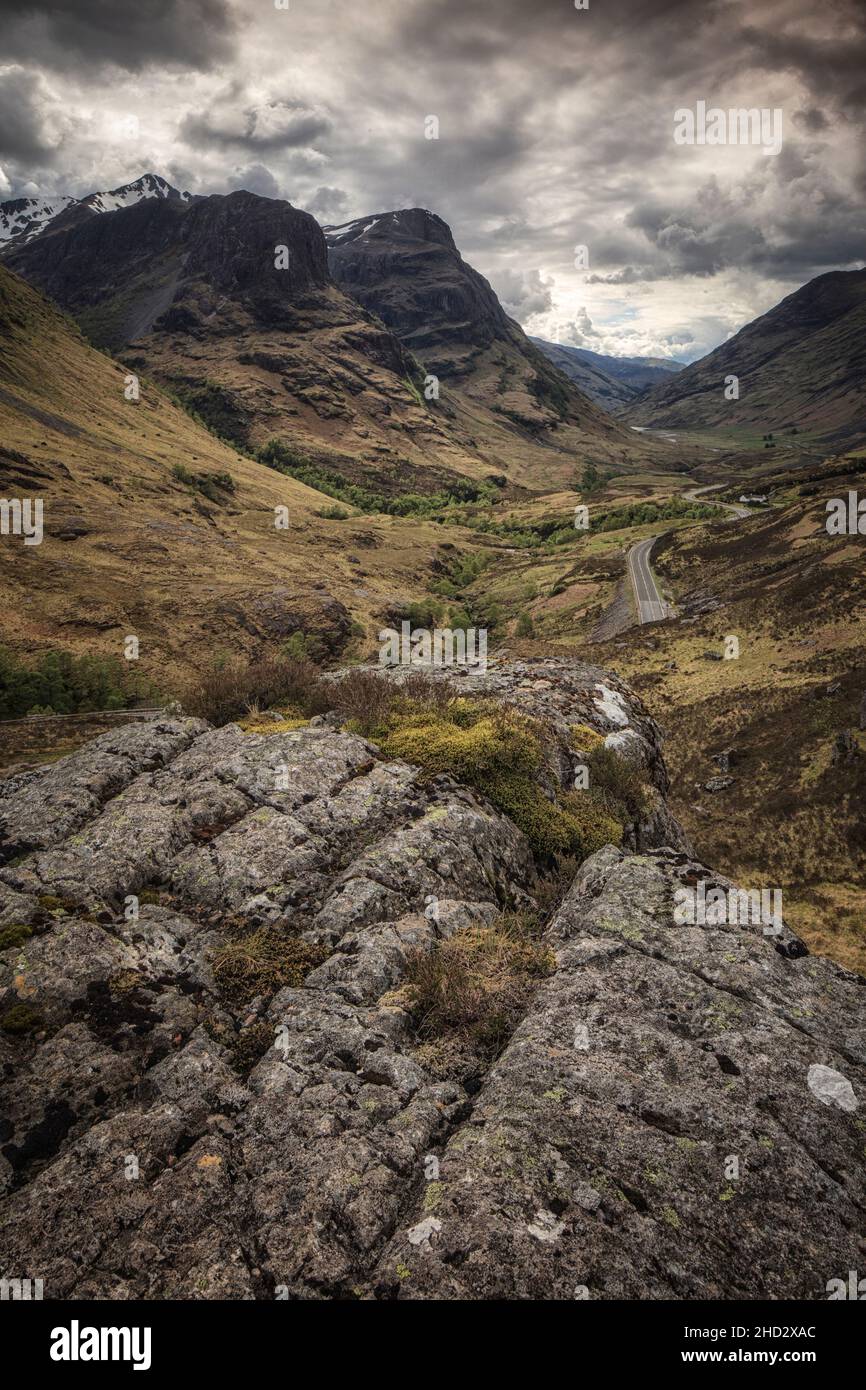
[1,0,237,73]
[2,0,864,361]
[560,309,601,346]
[180,88,332,153]
[0,66,71,163]
[303,186,351,223]
[494,268,555,321]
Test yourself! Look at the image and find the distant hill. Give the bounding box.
[624,268,866,445]
[531,339,684,411]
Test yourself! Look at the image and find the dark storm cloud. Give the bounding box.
[740,22,866,111]
[303,186,351,222]
[1,0,237,73]
[0,66,67,163]
[180,88,332,153]
[227,163,281,198]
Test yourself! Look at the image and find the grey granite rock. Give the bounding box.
[0,665,860,1301]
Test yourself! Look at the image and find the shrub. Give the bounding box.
[168,380,250,449]
[329,669,401,737]
[211,928,329,1005]
[171,462,236,503]
[180,653,329,726]
[0,645,154,719]
[515,612,535,638]
[282,631,329,663]
[1,1002,43,1035]
[404,914,554,1079]
[586,744,648,819]
[315,504,351,520]
[329,668,457,738]
[0,923,32,952]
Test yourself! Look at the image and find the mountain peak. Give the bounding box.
[0,172,191,251]
[80,172,191,215]
[324,208,455,250]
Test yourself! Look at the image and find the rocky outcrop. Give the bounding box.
[0,663,862,1300]
[377,845,864,1299]
[363,654,690,855]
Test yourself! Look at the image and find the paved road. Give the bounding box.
[626,484,754,625]
[627,535,670,624]
[683,482,752,519]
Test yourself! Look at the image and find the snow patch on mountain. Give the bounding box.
[0,174,191,249]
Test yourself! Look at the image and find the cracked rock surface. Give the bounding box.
[377,847,865,1300]
[0,665,862,1300]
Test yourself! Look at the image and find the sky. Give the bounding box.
[0,0,864,363]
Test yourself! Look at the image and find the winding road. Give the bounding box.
[626,485,752,625]
[627,535,671,624]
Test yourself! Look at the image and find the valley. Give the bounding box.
[1,175,864,984]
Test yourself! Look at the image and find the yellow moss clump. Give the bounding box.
[236,706,310,735]
[570,722,605,751]
[377,698,622,860]
[558,790,623,858]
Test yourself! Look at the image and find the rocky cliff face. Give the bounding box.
[326,209,517,374]
[325,208,625,445]
[0,659,861,1300]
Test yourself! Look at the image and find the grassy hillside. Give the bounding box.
[590,476,866,972]
[626,269,866,448]
[0,266,500,694]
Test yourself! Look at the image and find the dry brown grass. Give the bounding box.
[180,653,330,726]
[403,914,554,1081]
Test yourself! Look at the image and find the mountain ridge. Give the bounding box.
[0,173,191,251]
[624,267,866,444]
[6,184,646,492]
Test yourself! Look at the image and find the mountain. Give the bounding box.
[5,185,640,493]
[324,208,639,484]
[0,262,489,684]
[3,188,478,492]
[624,268,866,445]
[530,338,684,411]
[0,173,190,251]
[570,347,686,390]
